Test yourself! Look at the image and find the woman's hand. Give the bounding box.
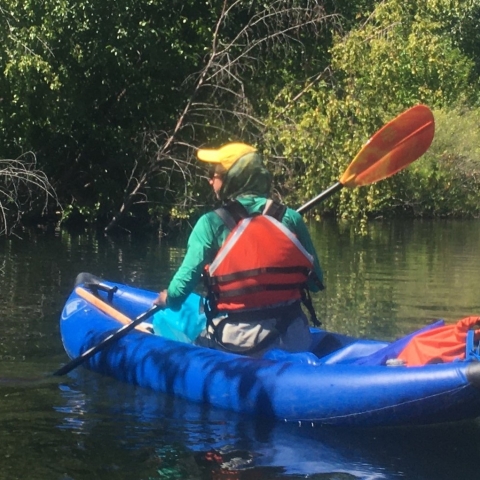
[153,289,168,308]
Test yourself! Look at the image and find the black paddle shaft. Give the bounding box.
[296,182,343,215]
[53,304,160,376]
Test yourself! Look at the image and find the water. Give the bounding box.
[0,219,480,480]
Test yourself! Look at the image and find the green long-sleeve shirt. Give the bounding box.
[166,196,324,310]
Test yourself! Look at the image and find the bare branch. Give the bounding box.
[0,152,58,235]
[105,0,338,233]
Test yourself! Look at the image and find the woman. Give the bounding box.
[154,142,324,355]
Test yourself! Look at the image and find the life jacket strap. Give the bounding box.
[214,200,249,231]
[214,198,287,232]
[301,288,321,327]
[203,274,219,323]
[262,199,287,220]
[213,281,309,299]
[206,266,311,285]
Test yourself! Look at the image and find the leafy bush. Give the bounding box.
[263,0,480,222]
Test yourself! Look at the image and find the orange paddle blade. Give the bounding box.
[340,105,435,187]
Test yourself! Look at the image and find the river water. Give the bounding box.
[0,219,479,480]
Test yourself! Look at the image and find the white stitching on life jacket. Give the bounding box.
[263,215,314,264]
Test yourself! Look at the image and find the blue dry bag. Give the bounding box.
[152,293,206,343]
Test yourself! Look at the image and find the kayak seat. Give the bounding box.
[312,319,446,366]
[262,331,353,365]
[263,349,322,365]
[262,338,388,366]
[319,340,390,365]
[310,331,350,358]
[263,331,373,365]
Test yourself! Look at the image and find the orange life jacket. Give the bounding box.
[203,200,315,313]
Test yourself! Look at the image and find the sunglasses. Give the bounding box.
[207,165,216,179]
[207,165,224,180]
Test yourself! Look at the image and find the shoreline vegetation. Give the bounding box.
[1,0,479,236]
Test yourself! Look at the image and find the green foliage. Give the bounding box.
[263,0,480,224]
[402,107,480,217]
[338,0,478,107]
[1,0,480,232]
[428,0,480,78]
[0,0,341,231]
[0,0,219,226]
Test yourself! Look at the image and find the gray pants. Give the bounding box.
[195,301,312,357]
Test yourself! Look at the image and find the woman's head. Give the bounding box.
[197,142,271,201]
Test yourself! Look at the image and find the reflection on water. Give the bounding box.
[311,219,480,340]
[51,374,480,480]
[0,220,479,479]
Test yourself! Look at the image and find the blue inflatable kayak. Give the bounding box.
[59,273,480,427]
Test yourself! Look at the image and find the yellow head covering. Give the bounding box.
[196,142,257,171]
